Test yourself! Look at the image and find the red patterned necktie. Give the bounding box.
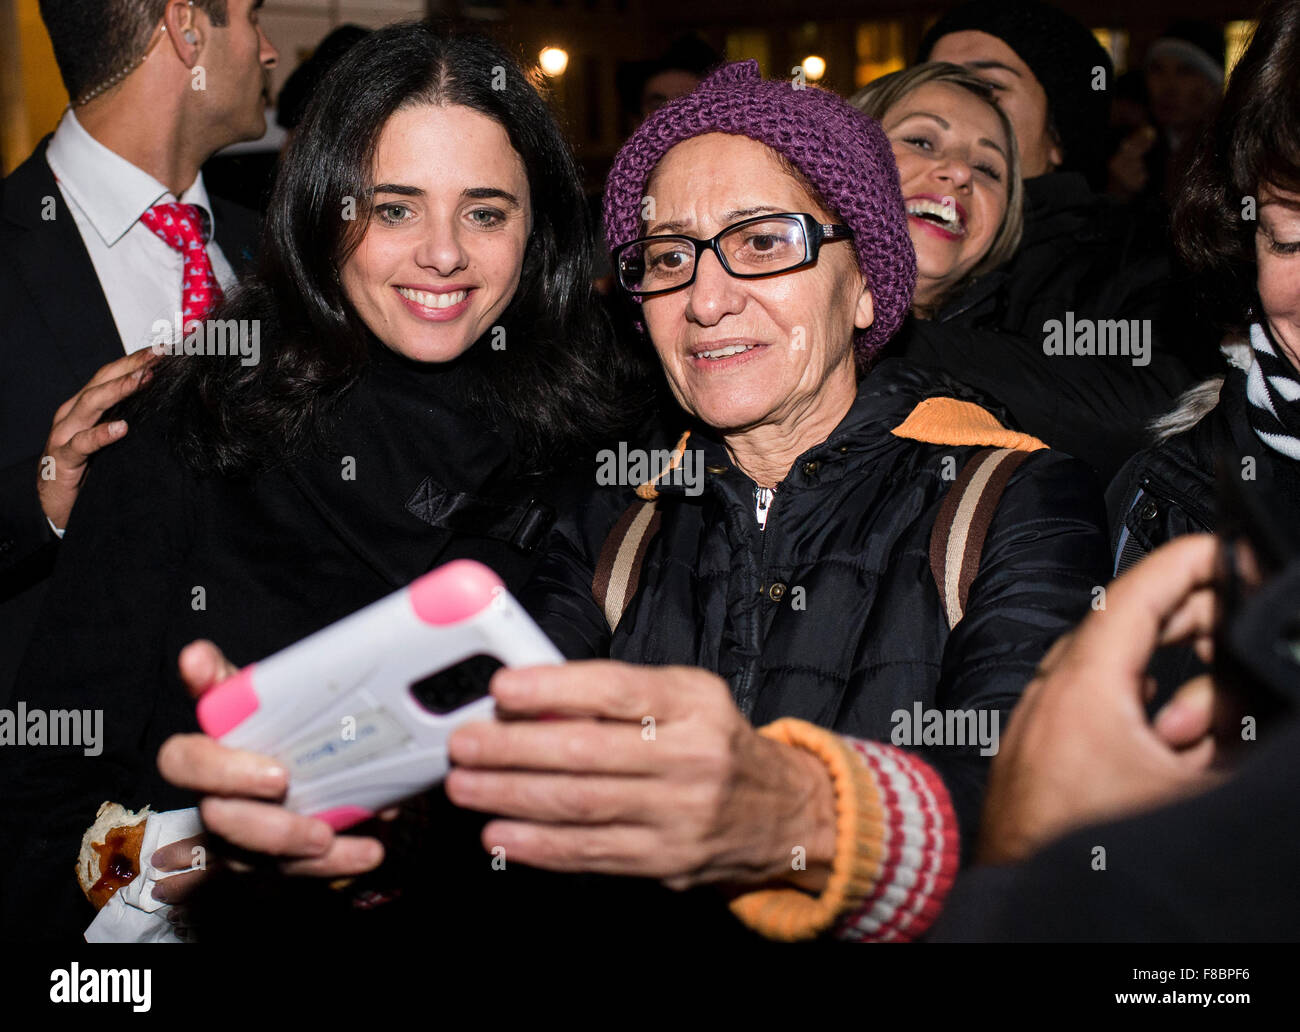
[139,201,224,325]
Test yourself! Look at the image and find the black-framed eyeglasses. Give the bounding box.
[613,212,854,297]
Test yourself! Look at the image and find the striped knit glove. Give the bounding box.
[728,719,960,942]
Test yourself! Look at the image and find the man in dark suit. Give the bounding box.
[0,0,276,697]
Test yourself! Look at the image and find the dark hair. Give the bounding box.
[1174,0,1300,331]
[275,24,371,131]
[39,0,228,101]
[142,20,641,475]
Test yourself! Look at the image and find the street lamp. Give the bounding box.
[539,47,569,76]
[801,55,826,82]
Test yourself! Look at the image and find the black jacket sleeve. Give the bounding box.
[0,452,58,592]
[0,419,197,941]
[927,450,1110,861]
[518,487,630,661]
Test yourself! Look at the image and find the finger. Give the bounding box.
[63,364,153,430]
[149,835,206,872]
[489,660,689,722]
[1071,535,1218,681]
[199,796,335,858]
[278,837,386,878]
[1174,734,1217,773]
[448,718,654,774]
[177,639,240,698]
[157,733,287,799]
[445,769,652,823]
[151,867,208,904]
[1157,588,1216,646]
[479,820,662,876]
[1153,675,1216,747]
[1193,633,1214,665]
[78,347,158,394]
[59,419,128,465]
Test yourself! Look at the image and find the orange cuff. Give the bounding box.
[728,718,886,941]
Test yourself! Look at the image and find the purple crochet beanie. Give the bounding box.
[603,60,916,363]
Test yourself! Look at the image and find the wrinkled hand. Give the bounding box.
[156,640,386,879]
[445,661,837,892]
[38,348,158,530]
[979,534,1225,864]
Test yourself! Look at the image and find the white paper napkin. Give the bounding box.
[84,808,204,943]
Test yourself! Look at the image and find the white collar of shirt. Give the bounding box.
[45,109,217,247]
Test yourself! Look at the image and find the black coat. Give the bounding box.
[1106,365,1300,569]
[886,172,1197,484]
[1105,367,1300,700]
[931,712,1300,941]
[0,138,261,697]
[0,347,565,940]
[524,360,1111,863]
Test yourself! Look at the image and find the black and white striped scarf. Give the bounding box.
[1246,322,1300,461]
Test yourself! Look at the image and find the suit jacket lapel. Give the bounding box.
[3,138,122,385]
[210,194,261,277]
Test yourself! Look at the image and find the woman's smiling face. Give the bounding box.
[883,81,1011,309]
[339,103,531,363]
[638,133,872,436]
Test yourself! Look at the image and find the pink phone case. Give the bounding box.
[197,560,564,829]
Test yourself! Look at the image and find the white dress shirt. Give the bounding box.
[42,111,240,537]
[44,109,238,356]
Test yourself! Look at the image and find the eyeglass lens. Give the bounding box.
[619,216,808,292]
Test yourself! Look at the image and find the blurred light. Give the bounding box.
[1091,29,1129,75]
[539,47,569,76]
[1226,21,1257,81]
[802,55,826,81]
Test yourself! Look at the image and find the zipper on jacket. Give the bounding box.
[755,486,774,529]
[735,482,776,716]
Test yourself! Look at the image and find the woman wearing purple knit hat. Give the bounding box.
[435,61,1106,942]
[154,61,1109,945]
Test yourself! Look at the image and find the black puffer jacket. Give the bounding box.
[937,172,1194,356]
[1106,366,1300,571]
[525,360,1110,860]
[1106,366,1300,701]
[885,172,1198,484]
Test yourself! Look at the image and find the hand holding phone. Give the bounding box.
[196,560,563,831]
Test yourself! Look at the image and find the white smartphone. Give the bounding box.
[196,559,563,830]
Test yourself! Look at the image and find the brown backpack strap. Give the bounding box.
[592,499,662,632]
[929,447,1032,629]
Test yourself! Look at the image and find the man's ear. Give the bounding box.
[164,0,202,61]
[854,286,875,331]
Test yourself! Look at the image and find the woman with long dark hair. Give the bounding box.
[0,21,643,940]
[1107,0,1300,694]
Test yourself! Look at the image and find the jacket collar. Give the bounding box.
[44,109,216,247]
[648,360,962,501]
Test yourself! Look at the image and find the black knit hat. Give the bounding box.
[276,25,372,131]
[919,0,1114,188]
[1147,20,1226,87]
